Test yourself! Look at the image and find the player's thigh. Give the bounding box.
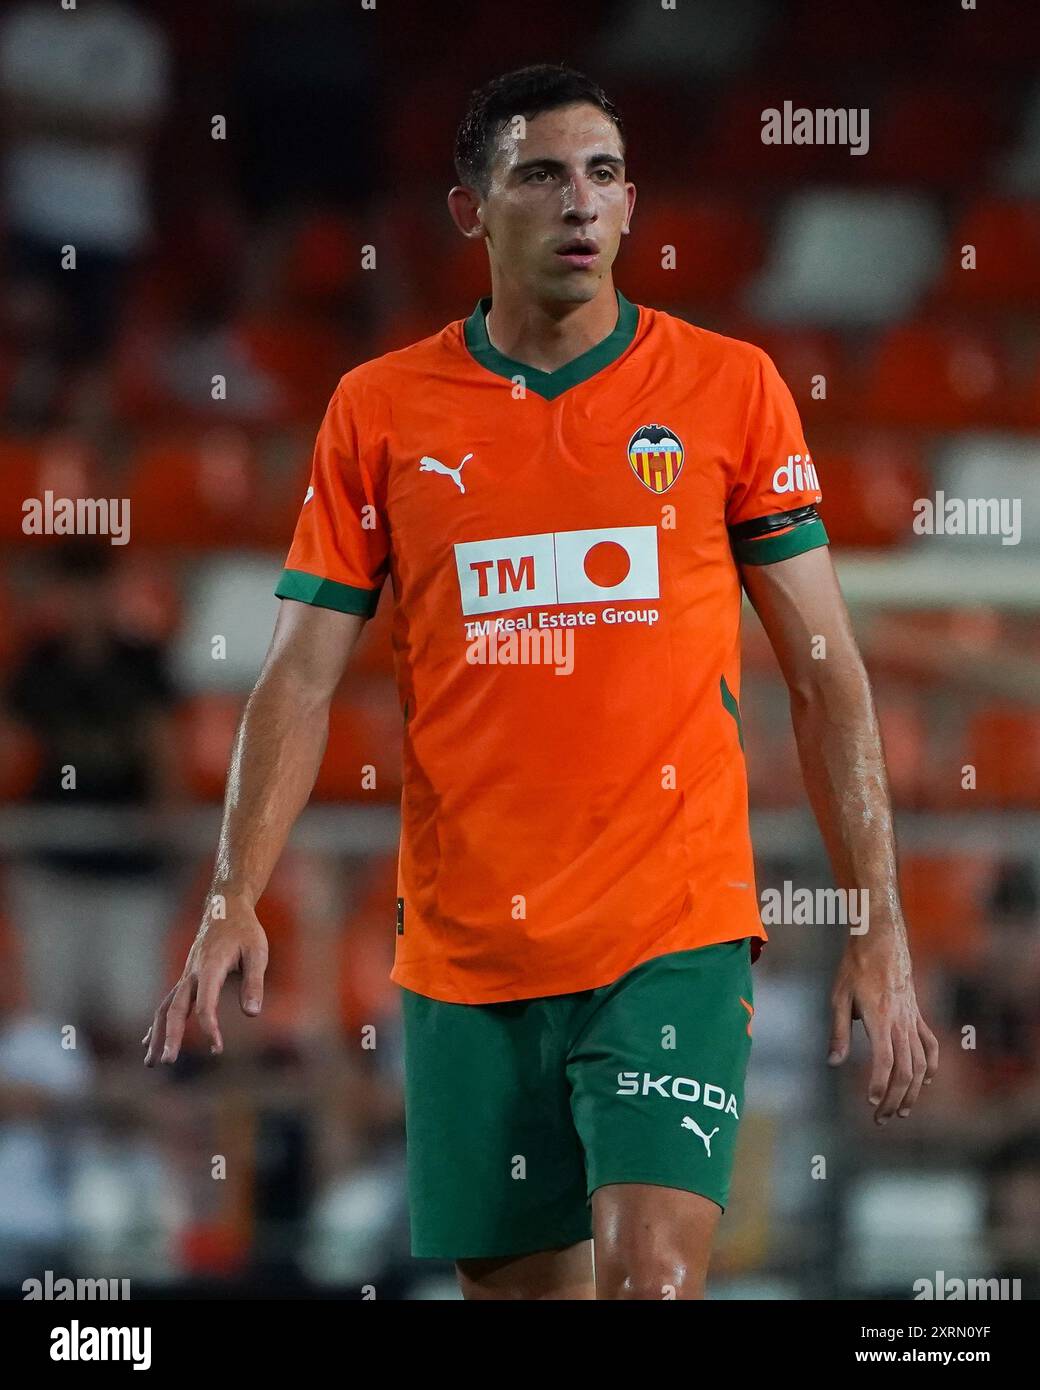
[400,988,592,1265]
[456,1239,595,1300]
[592,1183,720,1300]
[568,939,754,1295]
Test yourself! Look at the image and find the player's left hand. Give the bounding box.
[826,933,939,1125]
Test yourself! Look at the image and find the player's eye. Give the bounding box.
[592,167,616,181]
[524,169,552,182]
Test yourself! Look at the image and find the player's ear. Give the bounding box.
[622,181,637,234]
[447,185,486,240]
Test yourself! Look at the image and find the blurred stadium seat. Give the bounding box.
[1002,81,1040,194]
[965,707,1040,806]
[812,434,928,548]
[898,853,991,967]
[0,437,99,542]
[866,84,1001,189]
[126,431,262,547]
[618,196,764,307]
[935,199,1040,312]
[746,192,945,325]
[862,322,1012,430]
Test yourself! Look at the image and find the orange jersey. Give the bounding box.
[276,291,827,1003]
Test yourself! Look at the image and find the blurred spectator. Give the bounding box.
[0,965,95,1284]
[950,861,1040,1095]
[984,1132,1040,1299]
[231,0,376,216]
[3,542,180,1044]
[0,0,170,423]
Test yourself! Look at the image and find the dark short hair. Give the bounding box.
[454,63,625,196]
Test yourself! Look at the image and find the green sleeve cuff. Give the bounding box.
[732,517,829,565]
[275,568,381,617]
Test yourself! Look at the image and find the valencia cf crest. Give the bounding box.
[628,424,684,494]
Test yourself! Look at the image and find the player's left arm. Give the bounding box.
[741,546,940,1124]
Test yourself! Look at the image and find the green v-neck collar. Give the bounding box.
[463,289,639,401]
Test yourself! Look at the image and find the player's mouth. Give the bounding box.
[555,238,600,270]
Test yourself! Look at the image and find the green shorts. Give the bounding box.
[400,938,754,1261]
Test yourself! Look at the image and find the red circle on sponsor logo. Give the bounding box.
[583,540,630,588]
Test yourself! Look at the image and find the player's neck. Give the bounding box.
[483,281,620,374]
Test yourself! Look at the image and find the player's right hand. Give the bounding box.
[142,898,268,1066]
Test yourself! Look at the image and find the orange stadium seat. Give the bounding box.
[179,1226,249,1281]
[935,200,1040,312]
[898,853,992,968]
[0,717,40,801]
[865,85,999,188]
[337,853,399,1035]
[177,688,401,804]
[811,434,928,548]
[873,689,929,809]
[617,196,763,307]
[698,80,854,182]
[312,687,402,802]
[233,311,357,426]
[0,348,13,410]
[383,73,468,188]
[963,707,1040,807]
[454,0,579,70]
[126,432,264,546]
[0,572,14,667]
[256,429,313,549]
[742,678,804,808]
[861,321,1013,429]
[937,0,1040,68]
[0,437,100,541]
[377,190,485,320]
[370,306,450,357]
[281,211,363,301]
[779,0,935,66]
[735,321,848,419]
[0,891,27,1004]
[421,223,497,320]
[177,694,241,801]
[600,80,700,183]
[1009,342,1040,429]
[109,552,183,643]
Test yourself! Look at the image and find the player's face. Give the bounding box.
[480,103,634,303]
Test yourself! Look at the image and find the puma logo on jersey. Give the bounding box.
[681,1116,720,1156]
[419,452,472,494]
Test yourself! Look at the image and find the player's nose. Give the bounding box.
[562,176,599,221]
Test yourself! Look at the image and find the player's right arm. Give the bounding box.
[142,599,366,1066]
